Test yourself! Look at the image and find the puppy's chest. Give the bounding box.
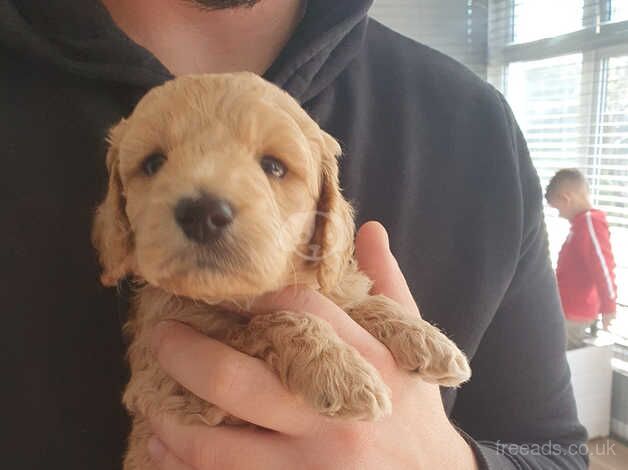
[128,296,247,349]
[124,268,372,374]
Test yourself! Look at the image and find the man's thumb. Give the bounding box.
[355,221,419,316]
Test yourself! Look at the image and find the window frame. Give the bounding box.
[488,1,628,79]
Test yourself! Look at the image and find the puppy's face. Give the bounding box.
[93,73,353,300]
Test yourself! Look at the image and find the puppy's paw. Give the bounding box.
[393,320,471,387]
[302,344,392,421]
[347,295,471,388]
[238,311,392,421]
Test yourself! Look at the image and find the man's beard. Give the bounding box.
[187,0,262,9]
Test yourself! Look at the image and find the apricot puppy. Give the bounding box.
[92,72,471,469]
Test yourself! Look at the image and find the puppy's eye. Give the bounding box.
[141,153,167,176]
[260,155,286,178]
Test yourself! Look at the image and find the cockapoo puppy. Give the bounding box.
[92,72,471,469]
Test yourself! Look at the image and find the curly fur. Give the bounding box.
[92,72,471,469]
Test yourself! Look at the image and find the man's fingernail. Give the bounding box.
[363,221,389,248]
[147,436,167,461]
[375,221,390,250]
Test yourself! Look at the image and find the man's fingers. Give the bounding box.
[150,413,292,470]
[152,321,318,434]
[355,221,419,316]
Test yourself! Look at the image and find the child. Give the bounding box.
[545,169,617,349]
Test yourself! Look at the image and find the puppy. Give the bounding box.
[92,72,471,469]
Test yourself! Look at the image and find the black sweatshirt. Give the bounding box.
[0,1,587,468]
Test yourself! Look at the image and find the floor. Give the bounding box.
[589,438,628,470]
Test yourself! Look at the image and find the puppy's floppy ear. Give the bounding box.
[309,131,355,291]
[92,119,133,286]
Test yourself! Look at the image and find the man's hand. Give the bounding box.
[147,221,478,470]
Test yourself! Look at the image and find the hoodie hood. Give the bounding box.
[0,0,372,102]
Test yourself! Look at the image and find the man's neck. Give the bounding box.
[100,0,305,76]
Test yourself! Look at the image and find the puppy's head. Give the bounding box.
[92,73,353,300]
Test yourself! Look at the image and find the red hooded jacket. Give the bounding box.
[556,209,617,321]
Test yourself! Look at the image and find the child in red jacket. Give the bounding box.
[546,169,617,349]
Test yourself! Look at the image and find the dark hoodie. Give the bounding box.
[0,1,587,468]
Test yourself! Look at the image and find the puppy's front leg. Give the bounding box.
[227,311,392,421]
[347,295,471,387]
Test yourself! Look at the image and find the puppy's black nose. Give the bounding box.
[174,195,234,244]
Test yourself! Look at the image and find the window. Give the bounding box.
[506,54,584,183]
[595,56,628,228]
[489,0,628,338]
[513,0,584,43]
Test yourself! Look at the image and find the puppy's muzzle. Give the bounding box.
[174,194,234,244]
